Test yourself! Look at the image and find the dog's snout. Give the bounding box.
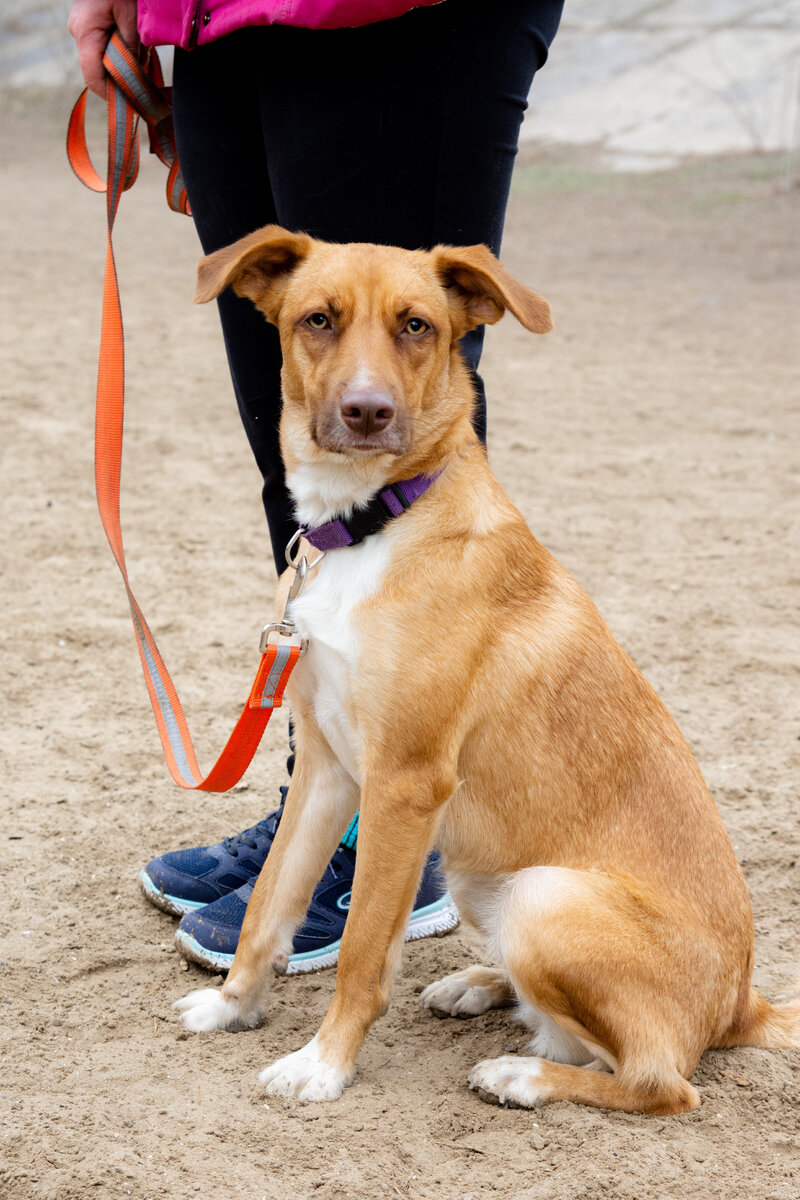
[339,390,396,437]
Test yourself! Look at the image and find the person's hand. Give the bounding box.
[68,0,140,98]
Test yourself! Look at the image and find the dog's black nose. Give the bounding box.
[340,390,395,437]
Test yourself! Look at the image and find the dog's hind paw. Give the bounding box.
[258,1037,353,1102]
[172,987,261,1033]
[421,971,501,1018]
[469,1055,549,1108]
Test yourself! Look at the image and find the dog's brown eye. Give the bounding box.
[306,312,330,330]
[405,317,429,336]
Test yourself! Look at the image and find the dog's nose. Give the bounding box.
[340,390,395,437]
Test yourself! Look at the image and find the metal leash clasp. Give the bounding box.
[258,529,325,656]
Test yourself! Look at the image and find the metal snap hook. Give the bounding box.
[259,530,324,657]
[286,554,308,605]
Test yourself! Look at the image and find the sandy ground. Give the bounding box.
[1,93,799,1200]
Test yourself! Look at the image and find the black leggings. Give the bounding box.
[172,0,563,572]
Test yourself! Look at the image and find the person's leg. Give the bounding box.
[171,34,294,574]
[141,36,296,930]
[143,29,462,962]
[170,0,562,557]
[254,0,563,442]
[147,0,562,966]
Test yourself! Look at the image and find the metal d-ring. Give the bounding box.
[285,527,326,572]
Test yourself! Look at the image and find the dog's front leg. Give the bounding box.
[259,768,451,1101]
[173,705,359,1034]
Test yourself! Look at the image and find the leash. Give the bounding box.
[66,30,301,792]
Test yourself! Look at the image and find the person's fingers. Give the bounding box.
[68,0,140,100]
[113,0,140,53]
[74,24,109,98]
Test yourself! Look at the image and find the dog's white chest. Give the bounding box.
[288,535,393,781]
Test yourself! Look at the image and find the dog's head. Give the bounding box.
[195,226,551,472]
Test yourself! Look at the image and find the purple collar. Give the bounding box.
[302,471,441,551]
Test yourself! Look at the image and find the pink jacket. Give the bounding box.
[138,1,442,48]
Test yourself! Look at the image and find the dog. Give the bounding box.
[173,226,799,1113]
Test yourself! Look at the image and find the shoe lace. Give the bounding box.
[221,792,285,856]
[326,843,356,881]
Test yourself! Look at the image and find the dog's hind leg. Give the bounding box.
[421,966,515,1018]
[174,703,359,1034]
[420,869,516,1017]
[469,1054,698,1115]
[468,865,713,1115]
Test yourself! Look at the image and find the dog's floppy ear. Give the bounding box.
[194,224,312,318]
[432,243,552,337]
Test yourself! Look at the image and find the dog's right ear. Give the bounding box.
[194,225,312,319]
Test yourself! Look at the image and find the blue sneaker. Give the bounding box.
[173,847,459,974]
[139,800,285,917]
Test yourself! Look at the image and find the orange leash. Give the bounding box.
[67,31,300,791]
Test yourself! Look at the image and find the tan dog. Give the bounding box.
[174,227,799,1113]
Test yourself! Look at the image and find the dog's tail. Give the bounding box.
[718,988,800,1050]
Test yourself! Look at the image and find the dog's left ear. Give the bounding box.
[432,243,553,337]
[194,224,313,319]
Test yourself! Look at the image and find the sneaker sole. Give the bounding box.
[174,894,461,974]
[139,869,210,917]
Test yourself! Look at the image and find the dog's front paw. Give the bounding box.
[421,973,496,1018]
[258,1037,353,1102]
[172,988,261,1033]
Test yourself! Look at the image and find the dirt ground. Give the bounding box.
[1,92,799,1200]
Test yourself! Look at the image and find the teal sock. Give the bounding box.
[340,813,359,850]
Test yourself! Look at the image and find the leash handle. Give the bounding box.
[67,31,299,791]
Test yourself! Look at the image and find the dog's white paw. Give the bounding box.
[258,1037,353,1102]
[172,988,261,1033]
[421,973,496,1018]
[469,1055,550,1108]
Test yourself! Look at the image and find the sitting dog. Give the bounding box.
[173,227,799,1113]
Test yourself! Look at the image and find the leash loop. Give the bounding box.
[67,29,300,792]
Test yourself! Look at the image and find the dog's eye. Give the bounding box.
[404,317,429,336]
[306,312,330,330]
